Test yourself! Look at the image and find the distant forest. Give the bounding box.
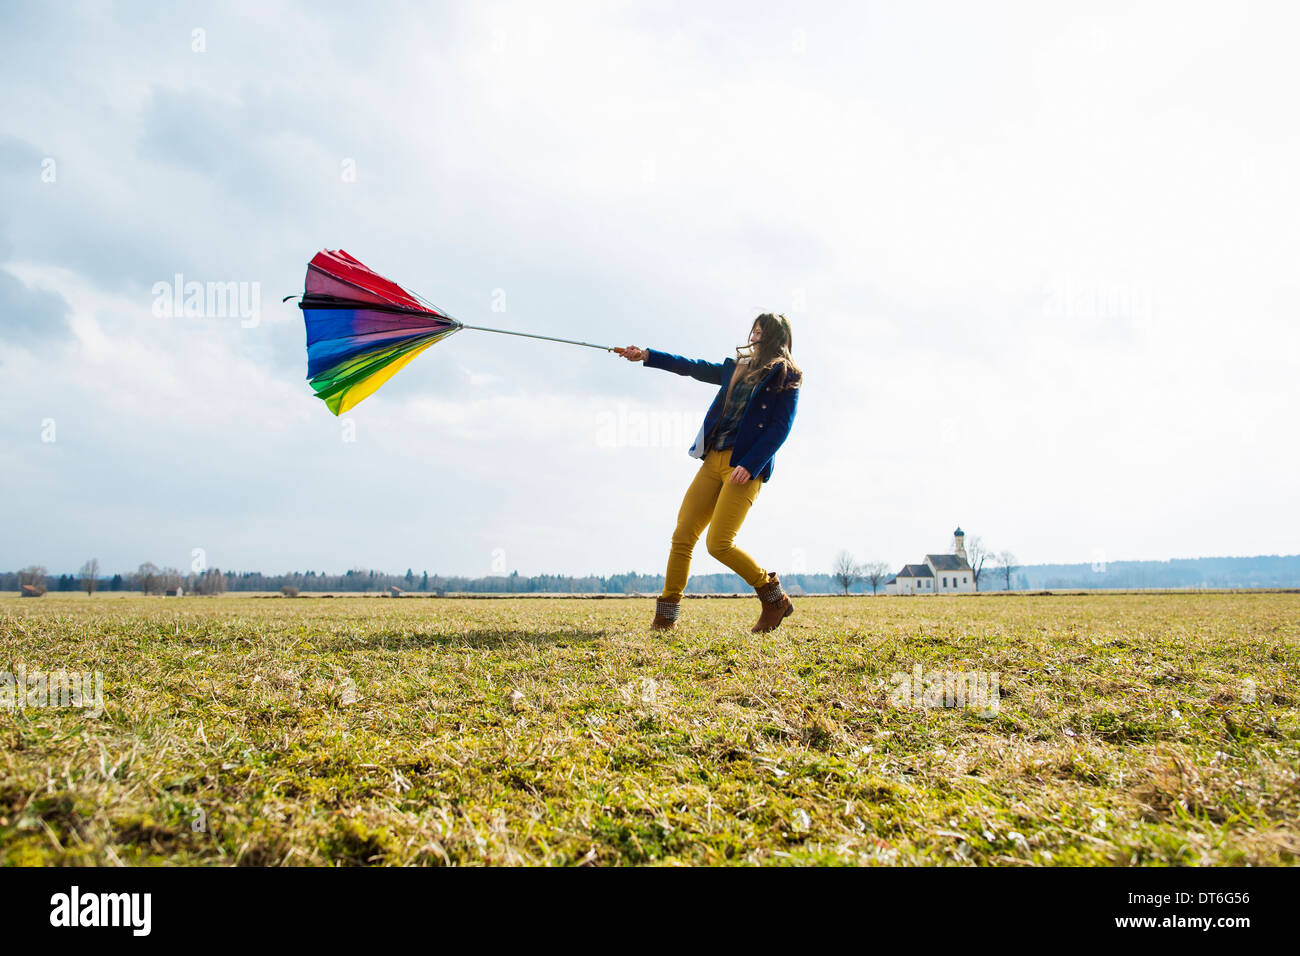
[6,554,1300,595]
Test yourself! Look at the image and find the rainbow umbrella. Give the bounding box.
[296,249,615,415]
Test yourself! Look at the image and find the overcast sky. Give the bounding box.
[2,0,1297,579]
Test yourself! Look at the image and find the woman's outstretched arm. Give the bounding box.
[616,346,728,386]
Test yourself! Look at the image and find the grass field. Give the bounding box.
[2,592,1297,866]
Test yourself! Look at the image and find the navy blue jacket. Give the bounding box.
[645,348,800,482]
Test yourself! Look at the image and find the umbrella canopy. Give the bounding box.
[300,250,462,415]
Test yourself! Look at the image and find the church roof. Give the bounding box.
[898,563,933,578]
[926,553,971,571]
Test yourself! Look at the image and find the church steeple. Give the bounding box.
[953,527,966,560]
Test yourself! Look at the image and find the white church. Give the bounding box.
[884,528,976,595]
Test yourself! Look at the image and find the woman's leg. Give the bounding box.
[660,452,726,602]
[704,453,768,589]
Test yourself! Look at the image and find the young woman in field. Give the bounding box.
[615,313,802,633]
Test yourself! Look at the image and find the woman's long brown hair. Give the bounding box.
[734,313,802,392]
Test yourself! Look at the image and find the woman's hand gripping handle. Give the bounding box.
[614,346,648,363]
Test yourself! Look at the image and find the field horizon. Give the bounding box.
[12,587,1300,600]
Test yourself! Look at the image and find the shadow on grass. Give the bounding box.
[316,627,611,652]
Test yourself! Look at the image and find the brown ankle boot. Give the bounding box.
[651,598,680,630]
[752,572,794,633]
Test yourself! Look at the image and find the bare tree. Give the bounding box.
[863,561,892,595]
[80,558,100,595]
[134,562,162,595]
[832,551,862,596]
[161,567,184,593]
[19,565,48,596]
[965,535,989,591]
[998,551,1019,591]
[191,567,226,595]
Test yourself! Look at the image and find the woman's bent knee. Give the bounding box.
[672,528,701,550]
[706,534,734,559]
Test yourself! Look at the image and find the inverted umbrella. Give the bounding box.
[294,249,616,414]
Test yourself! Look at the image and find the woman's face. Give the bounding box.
[749,323,762,346]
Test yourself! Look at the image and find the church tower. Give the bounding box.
[953,527,966,561]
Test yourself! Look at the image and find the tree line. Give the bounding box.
[6,562,933,596]
[13,552,1294,596]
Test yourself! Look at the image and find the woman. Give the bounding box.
[616,313,802,633]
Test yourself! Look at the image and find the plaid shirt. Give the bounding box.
[705,375,759,452]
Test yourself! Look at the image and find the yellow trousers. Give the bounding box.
[660,447,768,602]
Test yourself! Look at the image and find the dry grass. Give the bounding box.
[1,592,1297,866]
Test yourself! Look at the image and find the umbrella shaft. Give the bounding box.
[458,324,614,352]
